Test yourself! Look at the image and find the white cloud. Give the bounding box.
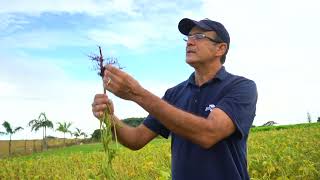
[88,20,171,50]
[0,14,29,32]
[0,1,190,51]
[0,0,139,16]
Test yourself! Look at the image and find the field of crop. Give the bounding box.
[0,138,83,157]
[0,123,319,179]
[248,123,320,179]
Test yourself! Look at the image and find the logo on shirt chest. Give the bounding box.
[205,104,215,112]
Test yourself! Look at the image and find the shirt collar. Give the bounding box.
[186,66,229,87]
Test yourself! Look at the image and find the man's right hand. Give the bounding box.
[91,94,114,119]
[92,94,158,151]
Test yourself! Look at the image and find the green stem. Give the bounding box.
[98,87,119,179]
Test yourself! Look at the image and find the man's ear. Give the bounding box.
[216,43,227,56]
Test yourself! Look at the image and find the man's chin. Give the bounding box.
[186,59,198,67]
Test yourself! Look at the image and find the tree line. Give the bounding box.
[91,117,145,140]
[0,112,87,156]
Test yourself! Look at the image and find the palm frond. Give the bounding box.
[66,122,72,129]
[56,121,72,133]
[80,132,87,136]
[29,122,39,131]
[2,121,13,134]
[76,128,81,134]
[73,132,80,137]
[44,120,54,129]
[28,119,38,127]
[41,112,48,120]
[38,112,46,120]
[56,126,64,132]
[13,126,24,133]
[31,124,42,132]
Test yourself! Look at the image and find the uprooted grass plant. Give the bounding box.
[89,46,122,179]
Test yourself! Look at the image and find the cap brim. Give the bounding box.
[178,18,212,35]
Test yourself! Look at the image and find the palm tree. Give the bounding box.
[82,132,88,139]
[73,128,83,139]
[28,112,54,150]
[73,128,87,144]
[0,121,24,156]
[56,122,72,146]
[74,128,87,139]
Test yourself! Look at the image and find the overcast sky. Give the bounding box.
[1,0,320,140]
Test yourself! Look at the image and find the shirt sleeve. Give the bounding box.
[143,114,170,138]
[215,79,258,139]
[142,89,172,139]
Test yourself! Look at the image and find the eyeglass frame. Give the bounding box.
[183,33,223,44]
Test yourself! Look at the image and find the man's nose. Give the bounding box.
[186,38,195,46]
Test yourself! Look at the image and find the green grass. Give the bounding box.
[251,122,320,132]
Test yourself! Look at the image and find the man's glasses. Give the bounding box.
[183,33,222,44]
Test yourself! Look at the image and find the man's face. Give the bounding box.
[185,26,220,66]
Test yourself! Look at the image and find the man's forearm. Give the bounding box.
[110,115,142,150]
[133,88,215,148]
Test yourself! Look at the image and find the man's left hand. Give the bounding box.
[103,65,144,101]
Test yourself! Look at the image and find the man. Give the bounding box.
[92,18,258,180]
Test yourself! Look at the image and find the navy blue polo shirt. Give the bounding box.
[143,66,257,180]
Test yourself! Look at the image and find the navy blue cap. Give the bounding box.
[178,18,230,46]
